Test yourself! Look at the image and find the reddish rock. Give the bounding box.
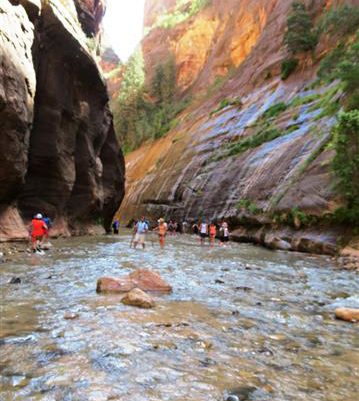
[96,269,172,294]
[128,269,172,293]
[335,308,359,323]
[96,277,135,293]
[121,288,156,309]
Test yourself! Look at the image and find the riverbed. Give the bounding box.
[0,231,358,401]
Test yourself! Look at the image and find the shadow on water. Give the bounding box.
[0,230,358,400]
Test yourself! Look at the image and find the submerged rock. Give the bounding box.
[335,308,359,323]
[121,288,155,309]
[96,269,172,294]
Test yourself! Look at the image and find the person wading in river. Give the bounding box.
[209,222,217,247]
[199,220,208,246]
[30,213,48,252]
[154,218,167,249]
[133,216,149,249]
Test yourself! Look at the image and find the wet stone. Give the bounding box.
[8,277,21,284]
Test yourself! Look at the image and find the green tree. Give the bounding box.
[284,1,318,54]
[332,110,359,222]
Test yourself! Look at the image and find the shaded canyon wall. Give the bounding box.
[0,0,125,240]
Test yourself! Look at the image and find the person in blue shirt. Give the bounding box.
[112,219,120,234]
[133,216,149,249]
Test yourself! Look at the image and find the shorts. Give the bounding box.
[200,233,207,238]
[134,233,146,244]
[31,235,43,243]
[221,236,229,242]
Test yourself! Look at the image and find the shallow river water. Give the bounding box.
[0,231,358,401]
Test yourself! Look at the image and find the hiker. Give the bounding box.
[42,213,52,242]
[112,219,120,234]
[154,218,167,249]
[133,216,149,249]
[199,220,208,245]
[209,222,217,247]
[182,220,189,234]
[30,213,47,252]
[192,222,199,235]
[220,221,230,246]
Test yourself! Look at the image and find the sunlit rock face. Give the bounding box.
[118,0,356,254]
[0,0,124,239]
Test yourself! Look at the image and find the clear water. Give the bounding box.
[0,230,358,401]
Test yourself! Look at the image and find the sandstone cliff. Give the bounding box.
[0,0,125,240]
[117,0,358,255]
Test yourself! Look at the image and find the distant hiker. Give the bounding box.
[168,220,176,236]
[192,223,199,235]
[42,213,52,242]
[209,222,217,247]
[220,221,230,246]
[133,216,149,249]
[154,218,167,249]
[30,213,47,252]
[112,219,120,234]
[199,220,208,245]
[182,220,189,234]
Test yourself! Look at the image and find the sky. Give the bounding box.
[103,0,146,61]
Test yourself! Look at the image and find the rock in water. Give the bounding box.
[335,308,359,322]
[121,288,155,309]
[96,269,172,294]
[128,269,172,293]
[96,277,135,293]
[9,277,21,284]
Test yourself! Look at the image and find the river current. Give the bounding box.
[0,230,358,401]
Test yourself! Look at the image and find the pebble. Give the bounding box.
[64,312,79,320]
[215,279,225,284]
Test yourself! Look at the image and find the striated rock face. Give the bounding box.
[74,0,105,36]
[0,0,124,240]
[117,0,356,255]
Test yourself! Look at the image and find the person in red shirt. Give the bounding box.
[30,213,47,252]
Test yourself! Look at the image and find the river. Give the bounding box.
[0,231,358,401]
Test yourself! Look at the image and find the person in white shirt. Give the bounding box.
[199,220,208,246]
[133,216,149,249]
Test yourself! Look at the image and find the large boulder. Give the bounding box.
[335,308,359,323]
[121,288,156,309]
[96,269,172,294]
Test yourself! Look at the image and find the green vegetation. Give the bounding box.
[237,199,261,215]
[281,58,299,80]
[319,4,359,38]
[227,127,281,157]
[262,102,287,119]
[210,97,242,116]
[332,110,359,224]
[289,93,321,108]
[281,2,317,80]
[113,51,189,153]
[284,1,318,54]
[150,0,210,30]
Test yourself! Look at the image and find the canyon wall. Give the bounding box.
[0,0,125,240]
[117,0,358,255]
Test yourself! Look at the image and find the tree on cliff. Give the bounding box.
[284,1,318,54]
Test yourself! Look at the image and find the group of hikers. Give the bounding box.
[128,216,230,249]
[29,213,52,252]
[29,212,230,253]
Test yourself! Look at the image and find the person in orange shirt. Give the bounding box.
[154,218,167,249]
[30,213,48,252]
[209,222,217,247]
